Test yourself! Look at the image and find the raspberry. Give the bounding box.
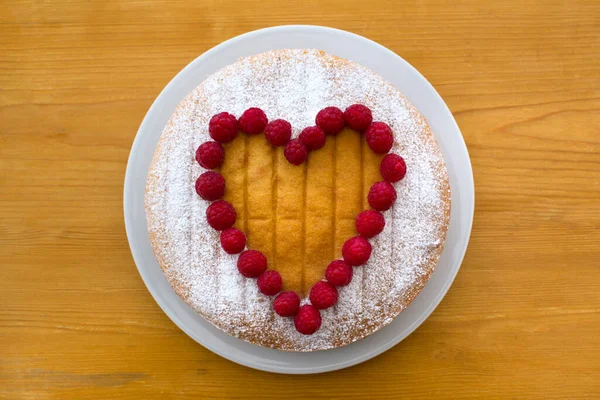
[294,305,322,335]
[206,200,237,231]
[342,236,372,266]
[209,112,238,143]
[299,126,326,150]
[219,228,246,254]
[195,141,225,169]
[380,153,407,183]
[355,210,385,238]
[344,104,372,132]
[284,139,308,165]
[239,107,268,135]
[316,106,345,135]
[257,270,283,296]
[195,171,225,201]
[325,260,353,286]
[273,291,301,317]
[365,122,394,154]
[309,281,338,309]
[264,119,292,146]
[237,250,267,278]
[367,181,397,211]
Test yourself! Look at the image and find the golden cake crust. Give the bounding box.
[145,49,451,351]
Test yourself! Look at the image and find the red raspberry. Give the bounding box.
[284,139,308,165]
[238,107,268,135]
[264,119,292,146]
[299,126,326,150]
[344,104,372,132]
[316,106,345,135]
[206,200,237,231]
[273,291,301,317]
[294,305,322,335]
[309,281,338,309]
[367,181,397,211]
[355,210,385,238]
[325,260,353,286]
[342,236,372,266]
[257,270,283,296]
[195,171,225,201]
[237,249,267,278]
[365,122,394,154]
[380,153,407,182]
[209,112,238,143]
[195,141,225,169]
[219,228,246,254]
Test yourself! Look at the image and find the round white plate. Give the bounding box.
[124,25,474,374]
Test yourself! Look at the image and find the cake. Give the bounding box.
[145,49,450,351]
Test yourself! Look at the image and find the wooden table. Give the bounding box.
[2,1,599,398]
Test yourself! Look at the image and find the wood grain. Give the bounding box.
[1,0,599,398]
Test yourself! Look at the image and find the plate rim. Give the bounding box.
[124,24,474,374]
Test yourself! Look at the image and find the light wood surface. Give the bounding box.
[1,1,599,398]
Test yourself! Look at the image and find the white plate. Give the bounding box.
[124,25,474,374]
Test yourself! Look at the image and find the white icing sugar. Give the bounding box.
[145,49,450,351]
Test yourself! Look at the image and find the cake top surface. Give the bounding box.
[145,49,450,351]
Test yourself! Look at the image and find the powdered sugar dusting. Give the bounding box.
[145,49,450,351]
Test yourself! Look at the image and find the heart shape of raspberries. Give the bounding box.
[194,105,407,335]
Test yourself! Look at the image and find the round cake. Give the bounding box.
[145,49,451,351]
